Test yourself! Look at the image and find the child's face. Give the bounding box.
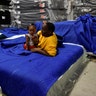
[43,21,47,25]
[28,25,36,35]
[42,24,52,37]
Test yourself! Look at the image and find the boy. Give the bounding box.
[31,22,58,56]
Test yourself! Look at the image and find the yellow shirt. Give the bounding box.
[37,30,58,56]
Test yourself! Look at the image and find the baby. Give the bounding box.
[24,23,38,50]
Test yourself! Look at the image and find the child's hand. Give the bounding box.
[26,47,28,50]
[32,37,39,46]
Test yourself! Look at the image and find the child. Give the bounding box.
[31,22,58,56]
[24,23,38,50]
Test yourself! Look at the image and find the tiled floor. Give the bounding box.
[69,57,96,96]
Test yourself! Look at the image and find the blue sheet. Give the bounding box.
[0,37,84,96]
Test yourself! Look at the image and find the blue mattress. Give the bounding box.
[0,37,84,96]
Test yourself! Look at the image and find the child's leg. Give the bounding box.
[23,44,27,49]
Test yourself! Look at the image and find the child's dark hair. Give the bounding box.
[46,22,55,32]
[27,23,36,30]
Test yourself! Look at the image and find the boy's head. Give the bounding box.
[42,22,55,37]
[27,23,36,35]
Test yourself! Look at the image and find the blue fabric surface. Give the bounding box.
[74,14,96,54]
[0,27,28,37]
[0,37,84,96]
[54,21,79,44]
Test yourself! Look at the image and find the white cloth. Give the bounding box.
[26,34,37,46]
[26,34,34,46]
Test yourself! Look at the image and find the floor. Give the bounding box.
[69,56,96,96]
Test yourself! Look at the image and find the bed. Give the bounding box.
[0,33,87,96]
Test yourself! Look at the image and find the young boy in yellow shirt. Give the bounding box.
[31,22,58,56]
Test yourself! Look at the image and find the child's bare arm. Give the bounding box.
[31,48,49,56]
[32,35,39,46]
[25,35,29,50]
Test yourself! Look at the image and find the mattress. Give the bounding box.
[0,35,87,96]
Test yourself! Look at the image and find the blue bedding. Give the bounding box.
[0,37,84,96]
